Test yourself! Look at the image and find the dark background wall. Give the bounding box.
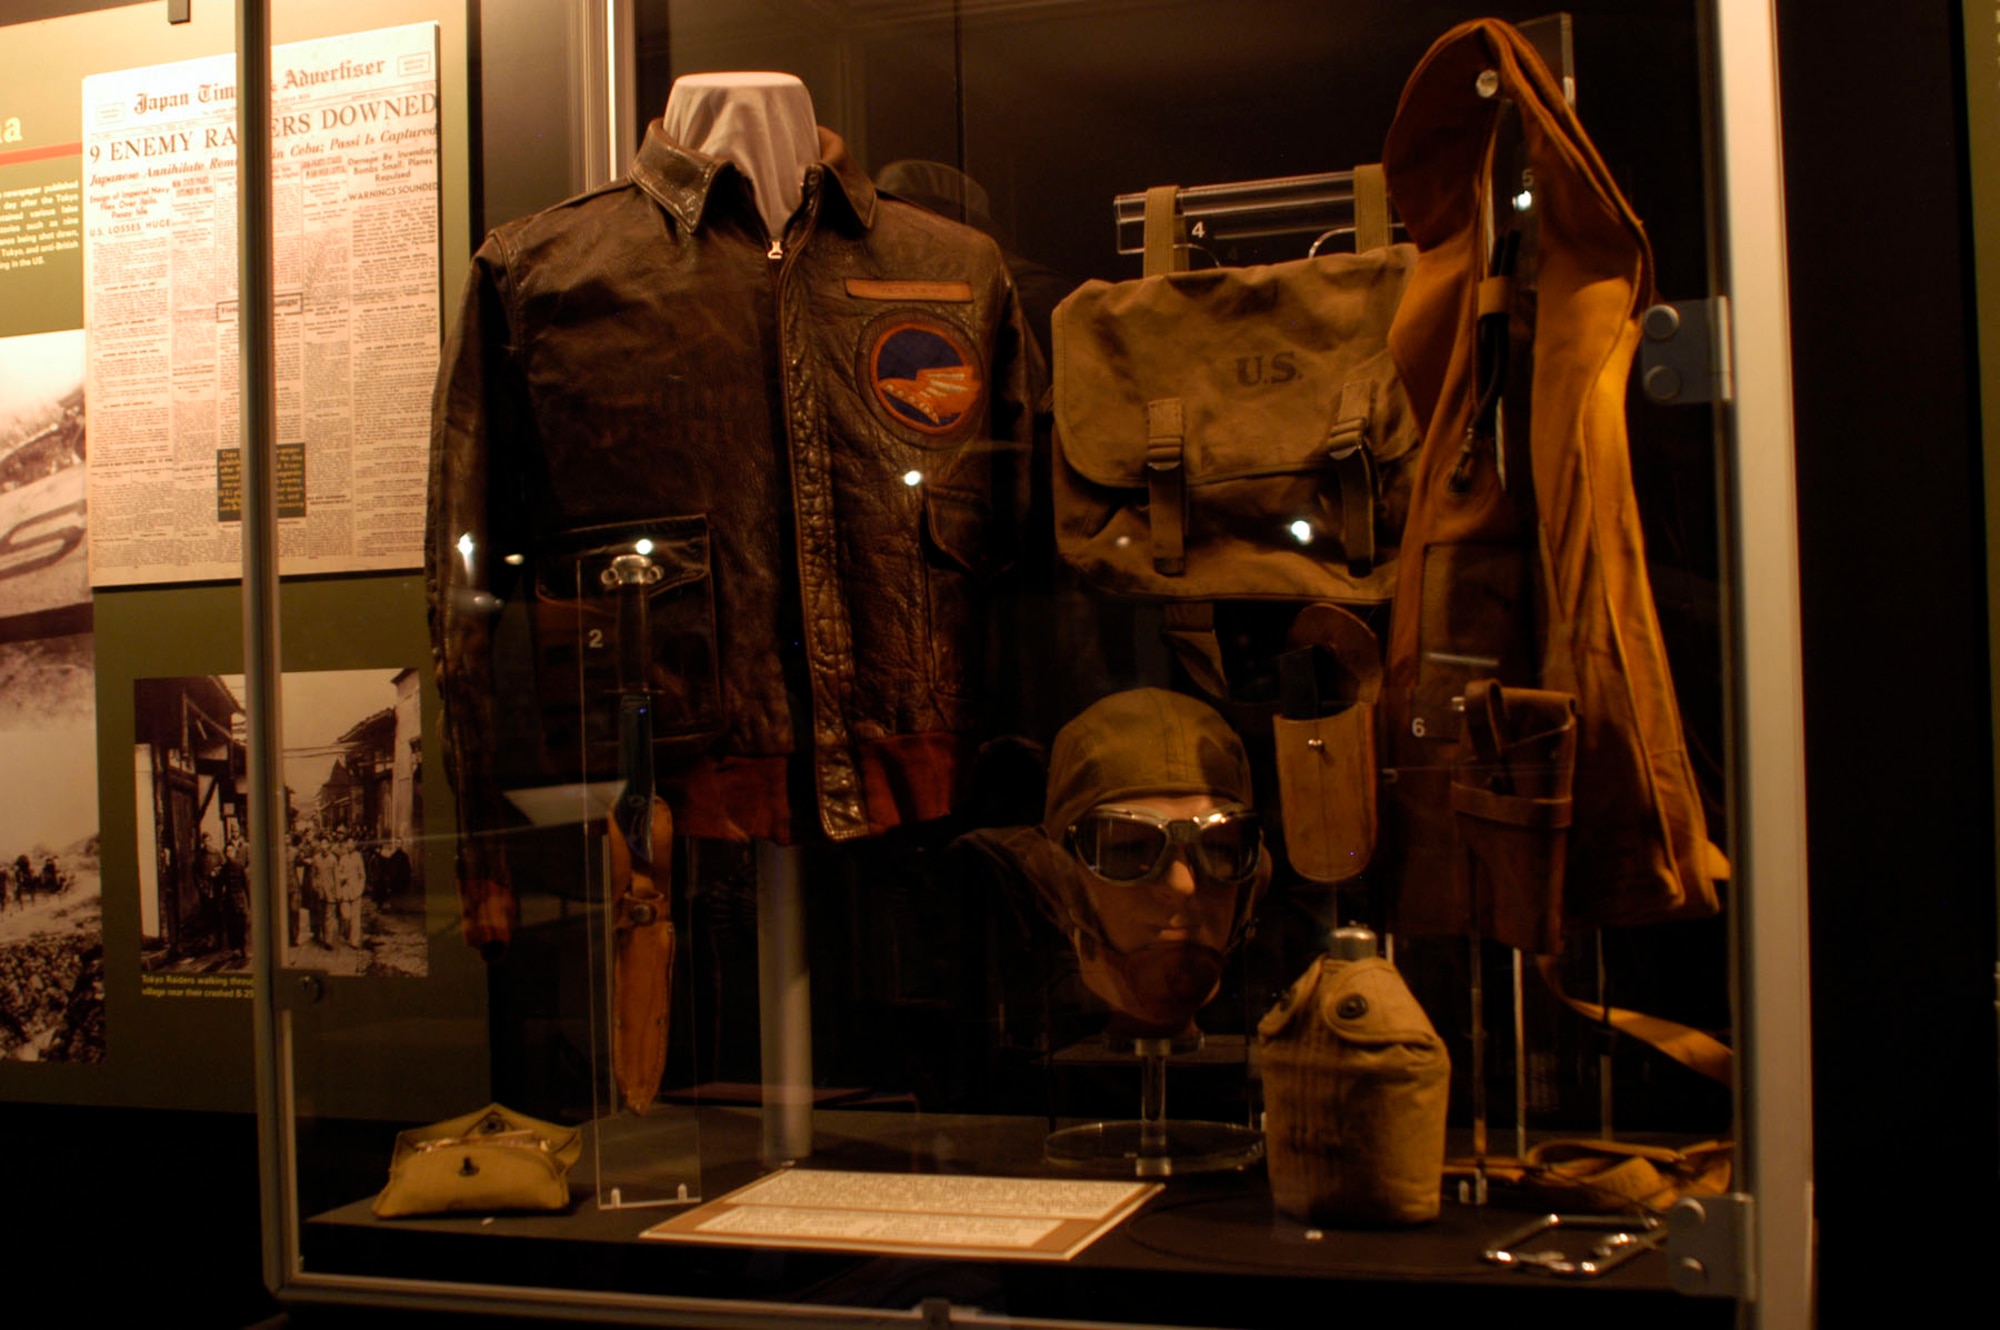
[1778,0,2000,1312]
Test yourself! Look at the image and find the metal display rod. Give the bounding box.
[1113,171,1373,255]
[1112,14,1571,258]
[755,842,814,1164]
[237,0,289,1297]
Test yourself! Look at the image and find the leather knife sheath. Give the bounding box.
[607,795,675,1114]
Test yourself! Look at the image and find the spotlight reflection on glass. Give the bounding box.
[634,538,655,556]
[902,470,923,487]
[1289,519,1313,545]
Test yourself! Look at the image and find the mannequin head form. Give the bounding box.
[1039,689,1267,1039]
[660,71,818,242]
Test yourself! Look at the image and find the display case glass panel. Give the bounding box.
[221,0,1796,1322]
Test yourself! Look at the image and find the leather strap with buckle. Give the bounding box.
[1325,380,1378,577]
[1146,397,1188,575]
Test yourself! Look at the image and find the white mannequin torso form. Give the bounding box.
[660,71,819,243]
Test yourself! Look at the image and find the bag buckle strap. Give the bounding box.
[1141,184,1187,277]
[1353,162,1391,253]
[1161,601,1229,701]
[1146,398,1187,576]
[1326,382,1377,577]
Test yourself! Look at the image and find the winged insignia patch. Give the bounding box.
[878,366,981,425]
[867,319,984,437]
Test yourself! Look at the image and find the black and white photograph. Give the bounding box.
[0,330,88,627]
[135,667,426,980]
[134,673,254,978]
[0,635,102,1062]
[269,668,427,977]
[0,329,102,1063]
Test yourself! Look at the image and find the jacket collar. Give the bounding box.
[630,121,878,234]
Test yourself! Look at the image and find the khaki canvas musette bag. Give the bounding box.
[1051,182,1422,698]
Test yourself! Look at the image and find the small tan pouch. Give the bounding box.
[1274,604,1382,884]
[1276,709,1376,882]
[1259,953,1450,1225]
[372,1104,582,1219]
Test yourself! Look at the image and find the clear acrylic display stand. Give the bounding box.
[1045,1032,1264,1178]
[582,802,702,1210]
[539,545,704,1212]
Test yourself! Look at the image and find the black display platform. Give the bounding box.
[301,1108,1734,1329]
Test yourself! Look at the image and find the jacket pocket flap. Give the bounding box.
[533,514,710,601]
[924,485,1004,582]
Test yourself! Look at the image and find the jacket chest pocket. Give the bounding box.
[919,485,1006,701]
[529,514,722,774]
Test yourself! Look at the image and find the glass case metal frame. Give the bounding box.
[227,0,1816,1324]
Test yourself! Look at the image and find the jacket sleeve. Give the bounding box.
[426,234,532,956]
[985,250,1061,743]
[998,263,1044,543]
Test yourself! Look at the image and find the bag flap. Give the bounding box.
[389,1102,583,1169]
[1314,957,1444,1048]
[1257,956,1327,1040]
[1052,245,1420,488]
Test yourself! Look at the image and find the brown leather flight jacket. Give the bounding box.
[1378,20,1723,945]
[428,124,1034,951]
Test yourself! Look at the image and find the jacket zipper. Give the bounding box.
[769,176,853,829]
[767,181,816,392]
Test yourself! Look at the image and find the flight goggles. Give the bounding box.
[1065,805,1262,885]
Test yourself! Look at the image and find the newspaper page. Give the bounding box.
[83,23,439,586]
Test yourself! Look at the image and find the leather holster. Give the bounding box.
[1450,679,1578,955]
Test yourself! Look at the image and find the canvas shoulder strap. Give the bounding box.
[1141,183,1186,277]
[1534,953,1732,1085]
[1353,163,1390,252]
